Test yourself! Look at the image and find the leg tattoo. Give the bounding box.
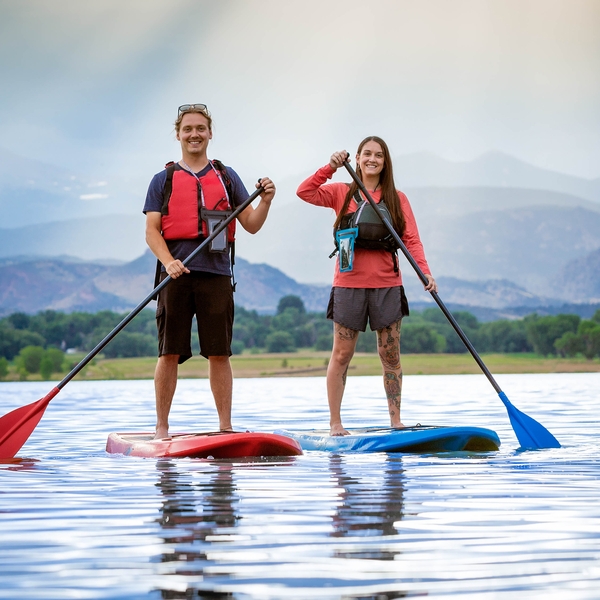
[336,324,358,342]
[378,323,401,370]
[342,365,349,387]
[384,371,402,409]
[378,321,403,426]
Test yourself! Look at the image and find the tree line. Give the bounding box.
[1,297,599,379]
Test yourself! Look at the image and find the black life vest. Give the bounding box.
[331,189,400,273]
[337,189,400,252]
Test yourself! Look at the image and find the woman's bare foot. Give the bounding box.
[391,422,406,429]
[330,423,350,436]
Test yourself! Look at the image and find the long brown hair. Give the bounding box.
[333,136,405,236]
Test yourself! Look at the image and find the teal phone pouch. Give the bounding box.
[336,227,358,272]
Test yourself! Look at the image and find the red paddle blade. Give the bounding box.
[0,388,60,459]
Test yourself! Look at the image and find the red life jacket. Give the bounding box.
[160,161,235,242]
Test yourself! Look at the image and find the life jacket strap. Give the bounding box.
[157,159,238,293]
[161,162,176,215]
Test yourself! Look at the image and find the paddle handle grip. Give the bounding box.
[342,160,502,395]
[57,185,264,388]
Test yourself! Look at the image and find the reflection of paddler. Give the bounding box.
[155,461,238,552]
[328,454,406,544]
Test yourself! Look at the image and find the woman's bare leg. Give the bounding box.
[326,323,359,435]
[376,320,404,428]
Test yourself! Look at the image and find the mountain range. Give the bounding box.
[1,148,599,317]
[1,252,599,322]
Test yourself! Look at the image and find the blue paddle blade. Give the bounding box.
[498,391,560,449]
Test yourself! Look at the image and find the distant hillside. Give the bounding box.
[238,186,600,294]
[416,205,600,293]
[396,151,600,203]
[3,188,598,285]
[2,253,598,321]
[0,253,331,317]
[551,247,600,303]
[0,215,147,262]
[3,147,598,231]
[0,259,129,315]
[402,276,558,310]
[404,186,600,218]
[233,259,331,313]
[2,149,599,308]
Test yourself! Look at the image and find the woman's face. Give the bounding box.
[356,141,385,179]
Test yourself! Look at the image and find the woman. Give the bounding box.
[297,136,437,435]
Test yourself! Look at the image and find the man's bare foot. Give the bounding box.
[391,422,406,429]
[330,424,350,436]
[153,427,170,440]
[220,427,235,433]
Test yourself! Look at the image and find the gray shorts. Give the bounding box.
[327,286,409,332]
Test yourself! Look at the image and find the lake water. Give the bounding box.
[1,372,599,599]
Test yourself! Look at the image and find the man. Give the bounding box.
[143,104,275,439]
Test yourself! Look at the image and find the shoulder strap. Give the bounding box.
[161,161,176,215]
[211,158,237,291]
[211,158,233,199]
[353,188,364,207]
[152,259,162,301]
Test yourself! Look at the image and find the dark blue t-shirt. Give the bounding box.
[143,162,250,275]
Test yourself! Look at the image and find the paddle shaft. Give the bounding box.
[342,161,503,393]
[56,185,264,388]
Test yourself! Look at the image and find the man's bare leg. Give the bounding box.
[154,354,180,439]
[208,355,233,431]
[377,320,404,428]
[326,323,359,436]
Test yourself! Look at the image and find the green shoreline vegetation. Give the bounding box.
[1,351,599,382]
[1,296,600,382]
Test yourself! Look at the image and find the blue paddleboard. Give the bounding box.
[274,425,500,453]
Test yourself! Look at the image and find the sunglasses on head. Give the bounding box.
[178,104,209,117]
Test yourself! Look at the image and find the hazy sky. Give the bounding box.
[2,0,599,189]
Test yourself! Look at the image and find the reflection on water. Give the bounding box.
[151,455,413,599]
[329,455,406,561]
[1,373,600,599]
[0,457,40,472]
[156,460,239,588]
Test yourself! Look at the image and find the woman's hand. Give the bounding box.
[329,150,349,171]
[423,274,438,293]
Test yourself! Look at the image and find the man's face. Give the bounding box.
[176,112,212,157]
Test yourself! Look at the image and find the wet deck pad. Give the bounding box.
[274,425,500,453]
[106,431,303,459]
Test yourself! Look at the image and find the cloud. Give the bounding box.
[1,0,599,180]
[79,193,109,201]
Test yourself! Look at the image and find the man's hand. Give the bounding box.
[165,259,190,279]
[256,177,275,204]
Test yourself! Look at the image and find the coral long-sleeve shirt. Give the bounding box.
[297,164,431,289]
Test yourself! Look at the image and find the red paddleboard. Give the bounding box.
[106,431,303,459]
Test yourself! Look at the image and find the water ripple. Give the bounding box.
[1,373,599,598]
